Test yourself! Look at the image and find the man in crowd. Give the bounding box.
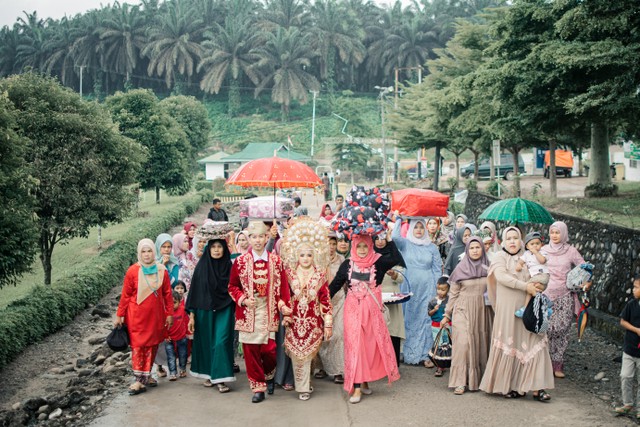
[208,198,229,221]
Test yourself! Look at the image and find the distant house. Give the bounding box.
[198,143,312,181]
[197,151,230,180]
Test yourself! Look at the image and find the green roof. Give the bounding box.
[221,143,311,162]
[197,151,230,164]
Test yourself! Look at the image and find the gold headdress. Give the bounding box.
[281,217,329,271]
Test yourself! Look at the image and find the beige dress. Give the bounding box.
[318,254,345,375]
[381,267,405,339]
[445,277,491,390]
[479,250,554,394]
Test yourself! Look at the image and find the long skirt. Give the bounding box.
[318,291,345,376]
[547,293,575,372]
[189,305,236,384]
[132,345,158,384]
[275,315,295,386]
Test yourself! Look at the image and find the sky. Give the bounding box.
[0,0,411,28]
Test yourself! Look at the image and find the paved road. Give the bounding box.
[476,175,590,198]
[90,359,630,427]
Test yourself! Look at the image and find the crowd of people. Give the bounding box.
[114,193,607,408]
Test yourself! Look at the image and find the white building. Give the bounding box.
[197,151,230,180]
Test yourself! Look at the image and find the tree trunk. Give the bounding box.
[473,151,479,181]
[589,122,611,186]
[455,154,460,182]
[578,146,583,177]
[512,149,521,196]
[229,79,241,117]
[155,186,161,204]
[489,152,495,181]
[434,143,441,192]
[549,139,557,199]
[39,229,56,286]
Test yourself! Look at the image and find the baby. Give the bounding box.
[515,232,550,318]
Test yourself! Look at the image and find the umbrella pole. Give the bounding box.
[273,185,277,225]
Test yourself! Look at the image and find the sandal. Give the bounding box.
[553,371,565,378]
[157,366,167,378]
[168,375,177,381]
[423,360,435,369]
[334,375,344,384]
[454,386,465,395]
[179,371,187,378]
[533,390,551,402]
[314,369,327,379]
[282,383,295,391]
[128,385,147,396]
[217,383,230,393]
[203,379,213,387]
[435,368,444,377]
[299,392,311,401]
[504,390,526,399]
[614,405,634,415]
[147,379,158,387]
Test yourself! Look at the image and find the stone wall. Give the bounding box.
[464,191,640,340]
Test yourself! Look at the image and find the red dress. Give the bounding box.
[116,264,174,348]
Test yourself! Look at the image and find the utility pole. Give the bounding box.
[310,90,318,158]
[79,65,84,97]
[375,86,392,184]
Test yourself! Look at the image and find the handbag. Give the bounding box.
[365,284,391,327]
[107,324,130,352]
[566,263,594,292]
[522,293,553,334]
[428,326,452,368]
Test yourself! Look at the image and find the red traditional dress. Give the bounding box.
[228,250,290,393]
[116,262,173,384]
[284,268,332,393]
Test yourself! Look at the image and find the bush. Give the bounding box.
[212,177,226,194]
[447,177,459,193]
[464,179,478,192]
[194,180,211,192]
[0,189,212,370]
[584,183,619,198]
[486,180,506,198]
[449,201,465,215]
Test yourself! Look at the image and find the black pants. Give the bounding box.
[390,335,401,367]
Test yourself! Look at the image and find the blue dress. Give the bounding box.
[392,219,443,364]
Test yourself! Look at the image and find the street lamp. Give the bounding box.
[374,86,393,184]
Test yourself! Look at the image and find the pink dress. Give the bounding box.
[343,263,400,393]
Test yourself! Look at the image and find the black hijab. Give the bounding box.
[186,239,233,311]
[373,237,406,268]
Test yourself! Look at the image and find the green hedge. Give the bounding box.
[0,190,212,370]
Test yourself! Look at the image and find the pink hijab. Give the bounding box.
[544,221,570,256]
[172,233,187,259]
[351,234,381,269]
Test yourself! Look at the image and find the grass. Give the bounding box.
[0,190,203,309]
[537,181,640,229]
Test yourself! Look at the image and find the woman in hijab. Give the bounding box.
[183,222,196,249]
[186,237,236,393]
[542,221,591,379]
[479,221,501,254]
[373,233,407,367]
[114,239,174,395]
[234,231,250,256]
[173,233,189,267]
[441,211,456,243]
[318,232,347,384]
[336,233,351,259]
[156,234,180,287]
[319,203,335,221]
[180,234,205,291]
[443,224,477,276]
[392,215,443,367]
[442,236,492,395]
[479,227,554,401]
[329,234,402,404]
[455,214,468,229]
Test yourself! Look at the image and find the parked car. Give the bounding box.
[460,154,525,180]
[543,150,574,178]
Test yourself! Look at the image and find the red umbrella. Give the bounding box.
[226,156,322,219]
[226,156,322,189]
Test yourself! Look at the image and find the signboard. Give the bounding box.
[624,141,640,160]
[492,140,501,166]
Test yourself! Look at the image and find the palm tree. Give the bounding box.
[0,27,20,76]
[261,0,310,30]
[251,27,320,121]
[382,15,440,76]
[14,11,49,71]
[99,2,147,85]
[71,10,107,96]
[43,17,82,88]
[198,16,261,115]
[142,3,204,90]
[309,0,366,92]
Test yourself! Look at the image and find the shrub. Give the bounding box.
[0,189,212,369]
[464,179,478,192]
[194,180,211,192]
[447,177,459,193]
[212,177,227,194]
[449,201,465,215]
[584,183,618,198]
[486,180,506,197]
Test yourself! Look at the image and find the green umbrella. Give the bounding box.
[478,197,554,225]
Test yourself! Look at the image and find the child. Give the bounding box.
[174,280,186,299]
[428,277,450,377]
[165,291,189,380]
[615,276,640,416]
[515,232,550,318]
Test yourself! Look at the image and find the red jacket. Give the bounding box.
[228,251,290,333]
